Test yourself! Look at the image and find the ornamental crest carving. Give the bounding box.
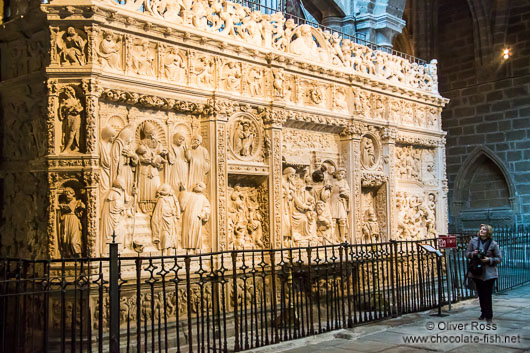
[228,113,262,161]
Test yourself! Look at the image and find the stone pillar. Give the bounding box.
[262,108,286,248]
[437,137,449,235]
[203,98,229,251]
[382,127,398,240]
[341,123,363,243]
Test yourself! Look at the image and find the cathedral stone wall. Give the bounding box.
[0,0,447,259]
[436,0,530,230]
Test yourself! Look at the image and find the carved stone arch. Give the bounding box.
[452,145,517,230]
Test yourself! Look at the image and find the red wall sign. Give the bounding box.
[438,235,457,249]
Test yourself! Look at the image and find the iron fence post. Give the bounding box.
[109,237,120,353]
[389,240,398,317]
[231,251,240,352]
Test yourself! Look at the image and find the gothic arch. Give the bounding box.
[452,146,518,229]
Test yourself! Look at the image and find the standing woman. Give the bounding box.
[466,224,502,323]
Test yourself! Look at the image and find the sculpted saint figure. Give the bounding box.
[98,32,121,69]
[163,47,186,81]
[195,56,214,86]
[223,62,241,91]
[315,201,333,244]
[361,137,376,168]
[362,209,380,243]
[179,182,211,249]
[167,133,190,194]
[131,41,154,76]
[187,135,210,189]
[100,177,132,253]
[151,184,181,251]
[291,173,316,243]
[58,27,86,65]
[57,187,85,257]
[290,24,319,59]
[233,121,255,157]
[110,125,138,198]
[136,122,167,213]
[60,87,84,153]
[247,190,264,248]
[330,169,350,241]
[99,125,116,195]
[282,167,296,241]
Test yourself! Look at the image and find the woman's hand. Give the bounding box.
[481,257,490,263]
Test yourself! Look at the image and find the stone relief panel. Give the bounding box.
[191,53,215,88]
[161,45,188,83]
[361,181,387,244]
[95,102,211,255]
[282,128,339,167]
[227,113,263,162]
[281,165,350,246]
[128,38,157,76]
[227,184,269,249]
[395,191,437,240]
[52,26,88,66]
[360,134,380,171]
[96,30,123,71]
[395,145,421,182]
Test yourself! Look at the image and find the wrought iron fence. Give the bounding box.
[2,229,530,353]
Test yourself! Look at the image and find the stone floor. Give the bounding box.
[246,284,530,353]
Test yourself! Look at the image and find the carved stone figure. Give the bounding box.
[57,27,86,65]
[163,47,186,81]
[315,201,333,244]
[290,24,319,59]
[98,32,121,70]
[361,136,376,169]
[179,182,210,249]
[57,187,85,257]
[110,125,138,198]
[167,132,190,194]
[330,168,350,242]
[362,209,380,243]
[223,62,241,92]
[282,167,296,240]
[60,86,84,153]
[195,56,214,86]
[247,67,263,96]
[100,177,131,252]
[187,134,210,189]
[130,41,154,76]
[151,184,181,251]
[291,174,315,244]
[99,125,117,195]
[136,122,167,213]
[233,120,255,157]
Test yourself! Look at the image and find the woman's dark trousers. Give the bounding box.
[473,278,496,319]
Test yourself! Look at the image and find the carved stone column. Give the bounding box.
[203,98,230,251]
[46,79,58,155]
[83,170,99,257]
[341,123,363,243]
[82,78,99,154]
[437,137,449,234]
[262,107,286,248]
[382,127,398,240]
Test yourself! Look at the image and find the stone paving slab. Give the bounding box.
[245,284,530,353]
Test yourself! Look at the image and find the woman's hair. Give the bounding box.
[478,224,494,239]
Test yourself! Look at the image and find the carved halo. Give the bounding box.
[170,122,193,146]
[135,119,167,147]
[360,133,381,170]
[104,115,126,133]
[228,112,263,161]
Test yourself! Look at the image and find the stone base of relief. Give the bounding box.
[0,0,448,259]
